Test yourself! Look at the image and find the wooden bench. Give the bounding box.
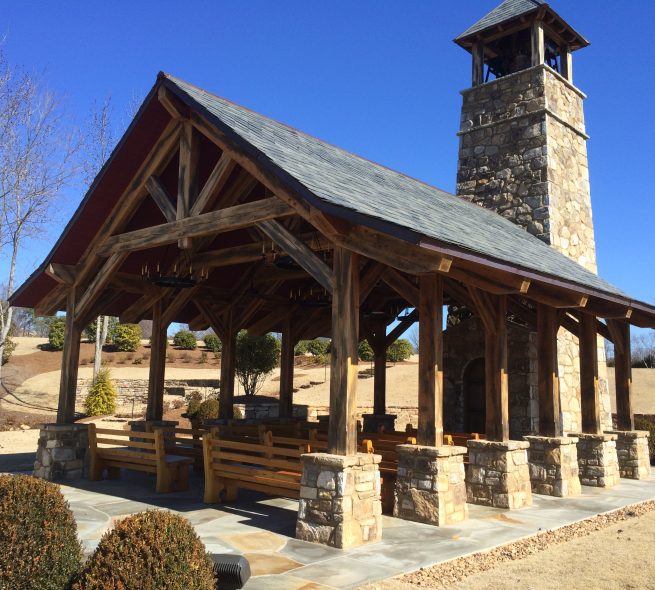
[88,424,193,493]
[153,426,208,471]
[203,430,307,503]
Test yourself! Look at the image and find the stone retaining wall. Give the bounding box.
[296,452,382,549]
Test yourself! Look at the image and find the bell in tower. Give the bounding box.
[448,1,612,437]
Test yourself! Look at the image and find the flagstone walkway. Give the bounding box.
[56,469,655,589]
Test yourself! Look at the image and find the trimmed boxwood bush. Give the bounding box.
[204,333,221,353]
[196,399,219,421]
[358,339,374,362]
[73,510,215,590]
[84,368,117,416]
[48,316,66,351]
[174,330,197,350]
[0,474,82,590]
[386,338,413,363]
[114,323,142,352]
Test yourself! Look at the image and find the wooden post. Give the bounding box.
[219,318,237,420]
[328,246,359,456]
[417,274,444,447]
[57,287,82,424]
[177,121,199,249]
[485,294,509,441]
[279,323,295,419]
[537,304,561,437]
[372,317,387,416]
[561,45,573,82]
[472,42,485,86]
[580,313,601,434]
[608,320,634,431]
[146,299,167,421]
[531,21,545,67]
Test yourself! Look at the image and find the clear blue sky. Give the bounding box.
[3,1,655,309]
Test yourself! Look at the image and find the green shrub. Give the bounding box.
[203,333,221,352]
[48,316,66,351]
[387,338,413,363]
[84,368,117,416]
[294,340,309,355]
[84,317,118,344]
[635,417,655,464]
[236,332,281,396]
[114,323,142,352]
[306,338,330,356]
[73,510,215,590]
[358,339,374,362]
[0,474,82,590]
[174,330,197,350]
[185,399,201,420]
[197,399,219,421]
[1,336,16,365]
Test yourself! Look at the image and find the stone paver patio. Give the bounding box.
[45,469,655,589]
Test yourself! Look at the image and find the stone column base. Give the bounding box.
[524,436,581,497]
[394,444,468,526]
[33,424,89,481]
[296,452,382,549]
[362,414,396,434]
[606,430,651,480]
[467,440,532,509]
[568,433,620,488]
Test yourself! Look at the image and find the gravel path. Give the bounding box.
[361,500,655,590]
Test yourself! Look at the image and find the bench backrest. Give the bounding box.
[88,423,165,466]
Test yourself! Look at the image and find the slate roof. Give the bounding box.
[163,74,627,298]
[455,0,546,41]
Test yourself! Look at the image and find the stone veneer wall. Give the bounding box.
[33,424,89,481]
[456,64,611,434]
[394,445,468,525]
[569,433,620,488]
[524,435,581,497]
[443,316,538,438]
[296,453,382,549]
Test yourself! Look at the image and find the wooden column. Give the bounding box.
[561,45,573,82]
[472,42,485,87]
[57,288,83,424]
[146,299,167,421]
[580,313,601,434]
[219,316,237,420]
[485,294,509,442]
[328,246,359,456]
[279,323,295,419]
[537,304,561,437]
[417,274,444,447]
[531,21,545,66]
[372,318,387,416]
[608,320,634,431]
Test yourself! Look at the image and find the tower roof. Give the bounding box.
[455,0,589,51]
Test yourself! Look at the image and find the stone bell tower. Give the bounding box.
[452,0,611,433]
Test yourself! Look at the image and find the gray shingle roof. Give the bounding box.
[163,74,626,298]
[456,0,545,41]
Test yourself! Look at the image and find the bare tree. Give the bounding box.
[0,51,79,380]
[83,96,116,381]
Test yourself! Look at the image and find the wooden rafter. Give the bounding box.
[190,153,236,216]
[177,121,199,249]
[382,269,419,308]
[146,176,176,222]
[75,253,128,321]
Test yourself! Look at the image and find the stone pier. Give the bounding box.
[296,453,382,549]
[467,440,532,509]
[393,444,468,526]
[33,423,89,481]
[606,430,651,480]
[524,436,581,497]
[568,433,620,488]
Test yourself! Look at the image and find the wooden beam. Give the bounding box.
[161,284,201,327]
[448,266,530,296]
[120,289,171,325]
[368,316,388,416]
[75,253,128,321]
[110,273,160,297]
[97,198,294,257]
[561,45,573,82]
[328,246,359,455]
[158,85,188,119]
[219,312,237,420]
[485,294,509,442]
[417,274,444,447]
[607,320,634,431]
[472,42,485,87]
[467,286,496,333]
[257,219,333,293]
[383,269,419,308]
[579,313,601,434]
[385,309,418,348]
[145,176,176,222]
[531,20,545,66]
[177,122,199,249]
[190,153,236,216]
[537,304,561,437]
[279,320,295,418]
[35,283,68,316]
[57,288,82,424]
[146,299,167,421]
[359,261,386,305]
[46,263,79,286]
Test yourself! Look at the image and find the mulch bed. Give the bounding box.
[400,500,655,588]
